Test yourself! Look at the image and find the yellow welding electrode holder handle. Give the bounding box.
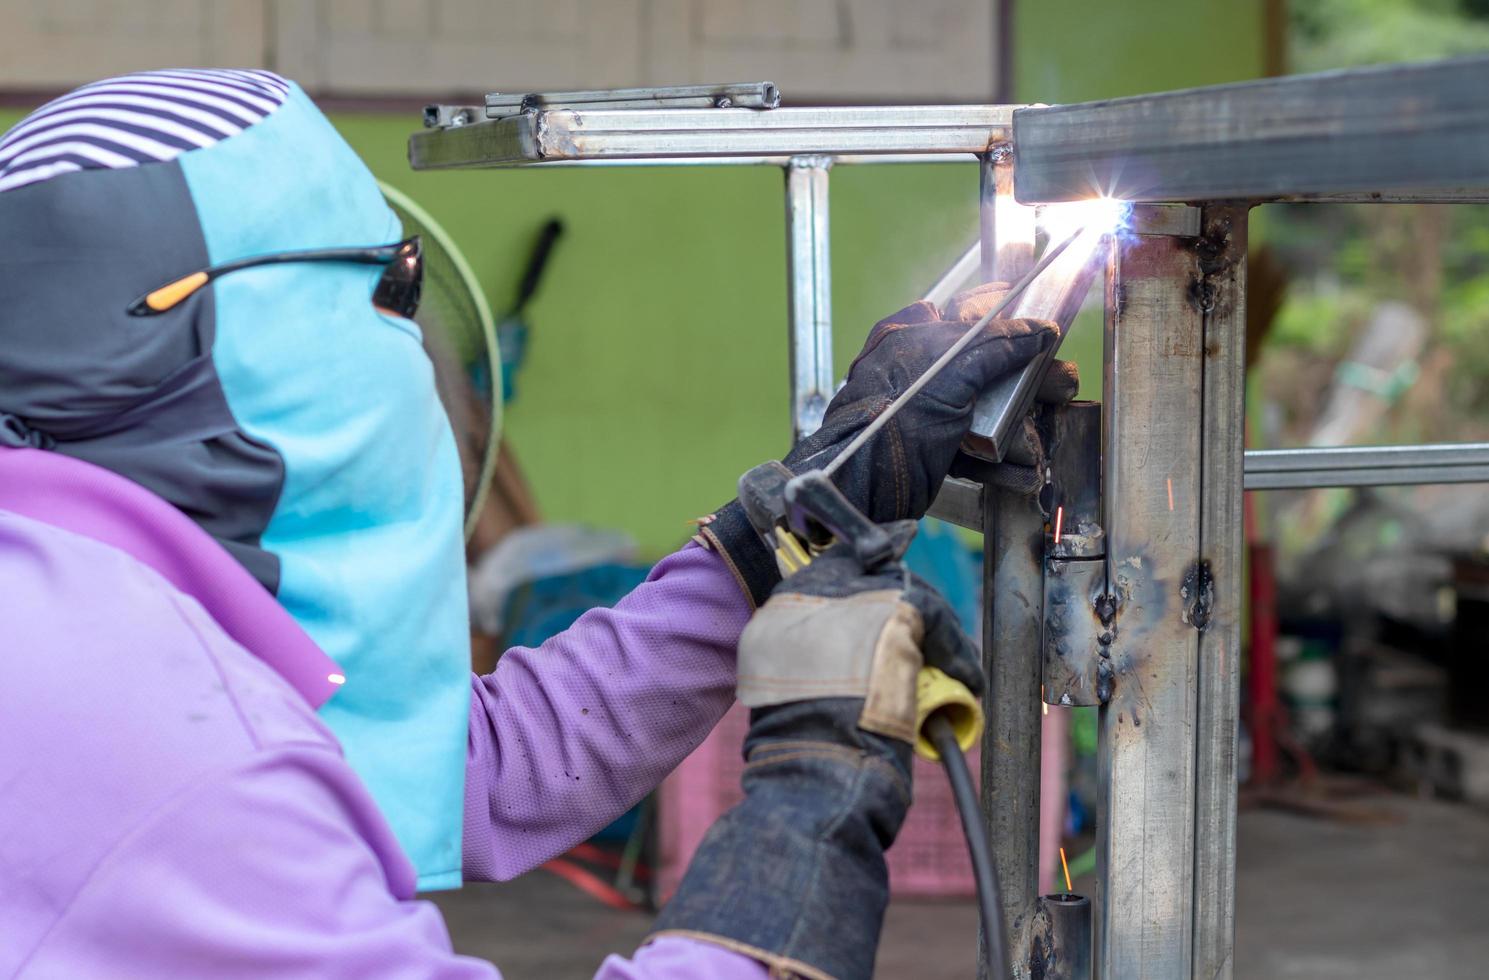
[914,665,984,761]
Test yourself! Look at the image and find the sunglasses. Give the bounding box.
[126,236,423,319]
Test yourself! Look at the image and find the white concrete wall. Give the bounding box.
[0,0,1000,101]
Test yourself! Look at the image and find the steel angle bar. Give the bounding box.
[411,105,1014,169]
[1012,55,1489,203]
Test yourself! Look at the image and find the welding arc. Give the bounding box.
[820,229,1080,480]
[927,713,1010,980]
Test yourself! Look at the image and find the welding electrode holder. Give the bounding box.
[736,462,985,758]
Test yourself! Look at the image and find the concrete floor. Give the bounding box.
[431,793,1489,979]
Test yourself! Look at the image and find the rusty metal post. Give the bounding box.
[978,147,1040,979]
[1192,206,1248,980]
[1095,226,1206,978]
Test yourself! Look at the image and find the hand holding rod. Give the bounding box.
[820,229,1081,479]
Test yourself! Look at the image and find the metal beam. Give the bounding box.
[1012,55,1489,204]
[979,163,1043,980]
[982,485,1046,978]
[411,105,1013,169]
[1097,227,1205,979]
[1243,443,1489,489]
[1193,206,1248,980]
[938,442,1489,532]
[785,156,834,440]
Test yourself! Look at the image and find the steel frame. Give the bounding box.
[412,55,1489,980]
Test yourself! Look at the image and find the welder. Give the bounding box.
[0,70,1063,978]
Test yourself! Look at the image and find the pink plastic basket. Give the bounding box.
[656,702,978,901]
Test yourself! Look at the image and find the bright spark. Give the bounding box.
[327,672,346,685]
[1053,505,1064,545]
[1060,846,1073,893]
[1166,477,1175,512]
[1039,197,1131,245]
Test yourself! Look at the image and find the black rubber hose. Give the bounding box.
[926,713,1010,980]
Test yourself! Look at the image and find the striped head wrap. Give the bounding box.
[0,71,471,891]
[0,69,289,193]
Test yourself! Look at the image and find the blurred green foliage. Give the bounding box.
[1292,0,1489,70]
[1260,0,1489,442]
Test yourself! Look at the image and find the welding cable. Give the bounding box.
[926,712,1011,980]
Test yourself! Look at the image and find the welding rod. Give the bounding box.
[821,230,1080,479]
[484,82,781,116]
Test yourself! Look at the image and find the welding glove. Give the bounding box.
[699,289,1060,607]
[651,531,982,980]
[945,282,1082,497]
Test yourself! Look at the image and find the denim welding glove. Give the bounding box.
[944,281,1081,496]
[650,536,983,980]
[698,292,1058,607]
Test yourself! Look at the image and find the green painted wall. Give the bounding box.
[1,3,1267,555]
[1015,1,1269,102]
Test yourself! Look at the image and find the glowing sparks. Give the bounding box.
[1060,847,1073,893]
[327,672,346,685]
[1038,197,1131,245]
[1053,505,1064,545]
[1166,478,1175,512]
[1041,685,1048,716]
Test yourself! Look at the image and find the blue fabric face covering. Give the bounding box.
[0,72,471,890]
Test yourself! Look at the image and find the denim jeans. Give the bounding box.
[652,699,913,980]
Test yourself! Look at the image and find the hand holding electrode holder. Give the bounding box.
[738,463,985,759]
[730,202,1126,980]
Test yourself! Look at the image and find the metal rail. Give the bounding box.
[410,105,1014,169]
[785,156,834,440]
[1012,55,1489,204]
[1244,443,1489,489]
[932,444,1489,532]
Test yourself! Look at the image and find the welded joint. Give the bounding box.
[787,153,835,172]
[1042,557,1116,707]
[1192,206,1248,317]
[1180,560,1215,632]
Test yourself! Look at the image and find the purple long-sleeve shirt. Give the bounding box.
[0,448,763,978]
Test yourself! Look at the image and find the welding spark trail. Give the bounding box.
[1060,846,1073,893]
[1054,505,1064,545]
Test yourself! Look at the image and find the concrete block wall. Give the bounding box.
[0,0,1000,101]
